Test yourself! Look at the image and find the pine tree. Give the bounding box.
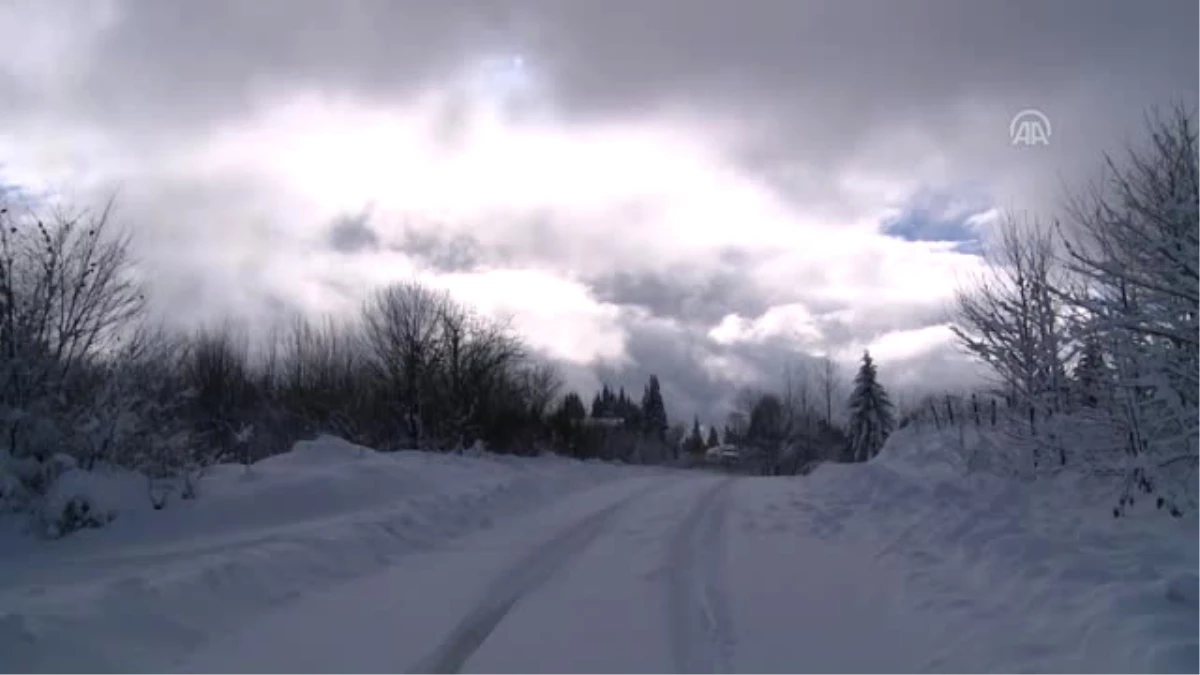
[551,392,589,457]
[846,350,895,463]
[558,392,587,423]
[705,425,720,448]
[685,416,705,454]
[640,375,668,442]
[606,386,635,429]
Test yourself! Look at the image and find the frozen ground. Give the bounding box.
[1,431,1196,673]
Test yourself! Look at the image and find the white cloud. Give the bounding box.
[706,304,822,347]
[700,353,761,387]
[0,25,1064,397]
[110,86,992,378]
[860,324,958,363]
[428,268,627,365]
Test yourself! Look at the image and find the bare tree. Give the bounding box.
[781,361,813,434]
[729,386,760,443]
[180,323,257,458]
[436,303,527,450]
[951,214,1075,425]
[518,361,562,422]
[262,314,375,448]
[818,356,840,427]
[361,281,448,449]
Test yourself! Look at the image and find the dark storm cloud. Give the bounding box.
[30,0,1194,142]
[591,320,735,427]
[390,227,488,274]
[586,266,776,326]
[383,209,607,275]
[11,1,1194,225]
[327,210,380,254]
[58,1,480,131]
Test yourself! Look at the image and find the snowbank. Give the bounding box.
[804,425,1199,673]
[0,437,639,672]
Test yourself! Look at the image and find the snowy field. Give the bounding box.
[1,431,1196,673]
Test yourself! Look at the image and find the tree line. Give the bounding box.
[0,182,903,528]
[0,193,773,522]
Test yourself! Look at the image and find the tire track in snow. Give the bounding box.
[408,481,659,674]
[668,477,737,673]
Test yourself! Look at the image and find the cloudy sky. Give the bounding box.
[0,0,1195,425]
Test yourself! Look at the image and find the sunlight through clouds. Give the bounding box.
[0,0,1191,419]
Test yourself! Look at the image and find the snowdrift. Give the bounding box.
[0,437,639,672]
[803,425,1199,673]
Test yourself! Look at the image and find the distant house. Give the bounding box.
[705,444,742,465]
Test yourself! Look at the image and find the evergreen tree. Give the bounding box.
[640,375,668,442]
[685,416,705,454]
[705,425,720,448]
[551,392,589,457]
[558,392,587,423]
[590,392,604,418]
[846,350,895,463]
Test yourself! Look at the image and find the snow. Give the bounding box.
[2,430,1196,673]
[795,426,1199,673]
[0,437,644,672]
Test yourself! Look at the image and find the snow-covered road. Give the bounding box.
[170,474,944,674]
[3,433,1195,673]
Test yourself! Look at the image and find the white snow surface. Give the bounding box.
[1,430,1196,673]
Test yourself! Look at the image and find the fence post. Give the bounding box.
[971,393,981,428]
[990,398,997,427]
[945,396,956,426]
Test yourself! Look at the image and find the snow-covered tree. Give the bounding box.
[951,214,1075,417]
[1059,105,1199,514]
[846,351,895,463]
[0,200,144,464]
[1071,335,1111,408]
